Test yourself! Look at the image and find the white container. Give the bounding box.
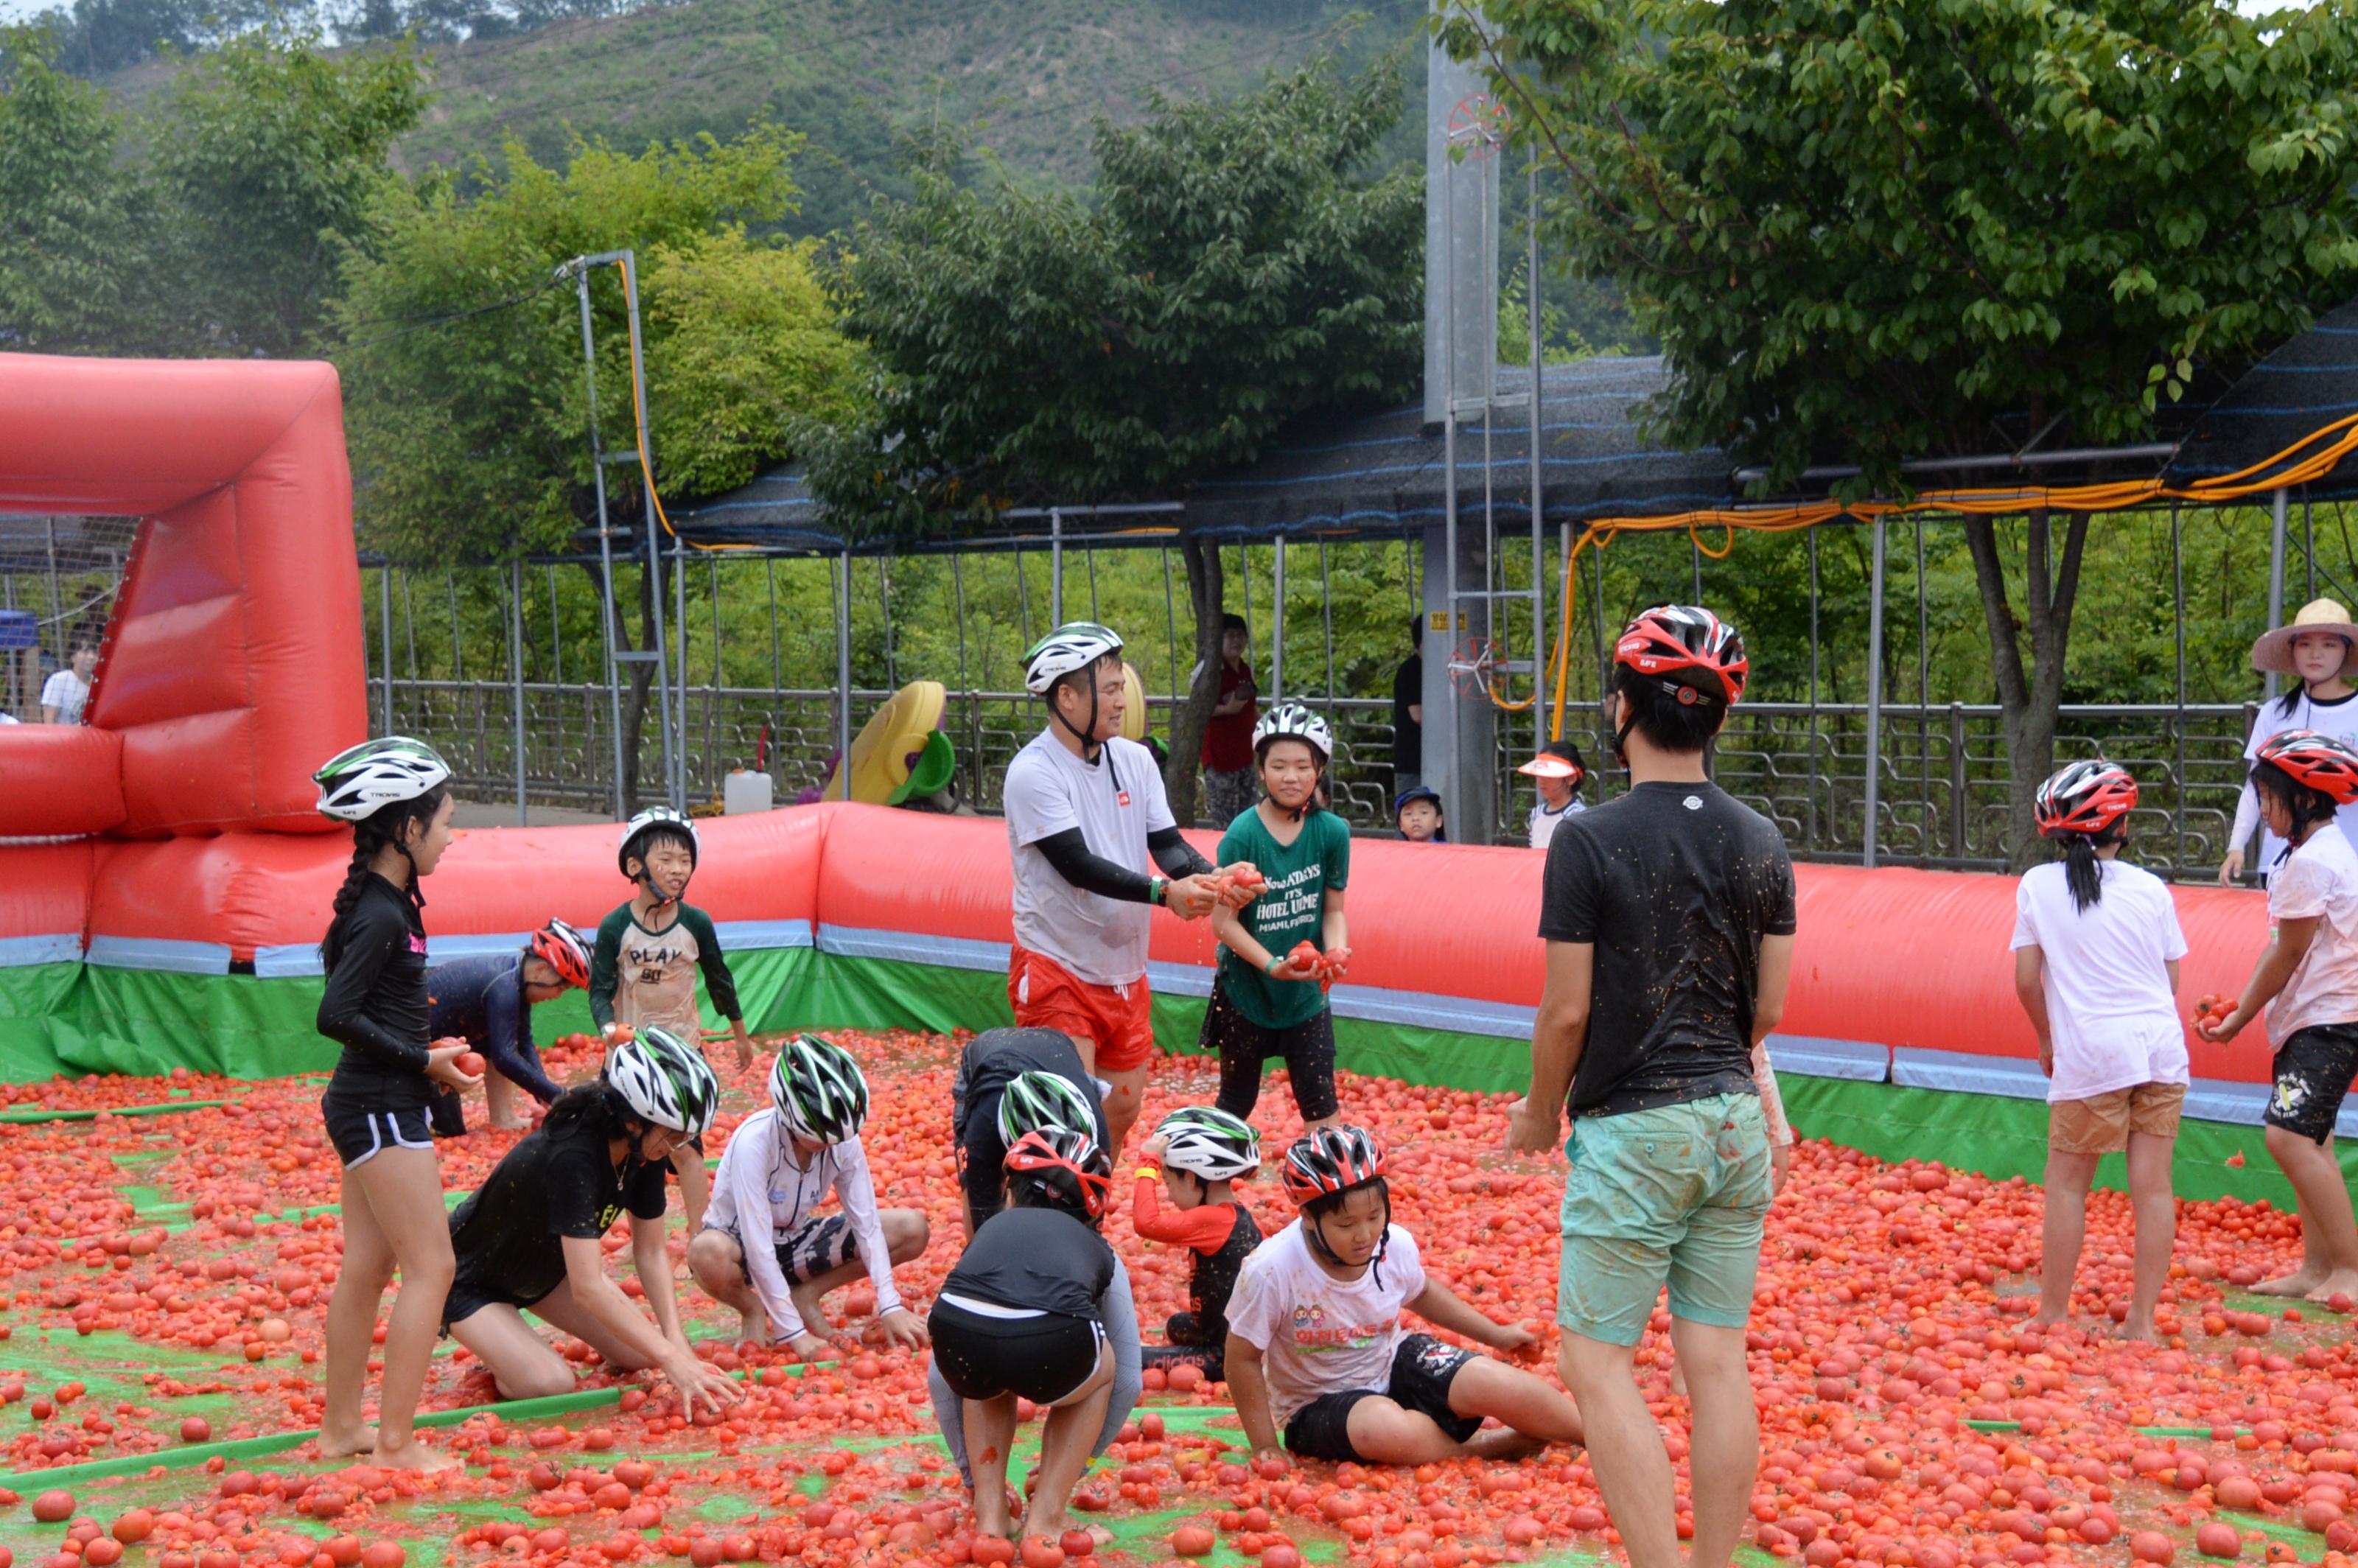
[723,769,775,816]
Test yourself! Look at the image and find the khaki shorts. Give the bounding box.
[2049,1082,2186,1155]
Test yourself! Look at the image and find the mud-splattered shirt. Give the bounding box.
[1537,780,1796,1118]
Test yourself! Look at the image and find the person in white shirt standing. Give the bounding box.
[2203,730,2358,1306]
[1520,739,1587,852]
[2221,598,2358,886]
[689,1035,929,1357]
[1004,623,1250,1157]
[41,635,96,724]
[2010,761,2186,1343]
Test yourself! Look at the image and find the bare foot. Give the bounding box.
[738,1310,766,1344]
[488,1116,527,1131]
[2306,1268,2358,1306]
[315,1421,377,1459]
[2116,1315,2160,1344]
[1461,1427,1547,1461]
[2027,1305,2068,1329]
[1021,1518,1111,1550]
[2253,1266,2326,1298]
[973,1492,1015,1542]
[371,1436,461,1474]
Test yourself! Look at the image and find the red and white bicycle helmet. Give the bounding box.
[528,918,592,990]
[2034,760,2138,838]
[1004,1127,1113,1219]
[1281,1124,1388,1206]
[2256,729,2358,805]
[1614,605,1749,705]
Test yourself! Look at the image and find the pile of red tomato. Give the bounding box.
[0,1029,2354,1568]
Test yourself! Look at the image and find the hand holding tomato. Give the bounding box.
[1212,864,1266,909]
[872,1308,928,1351]
[1164,874,1221,920]
[1505,1096,1561,1155]
[426,1042,483,1091]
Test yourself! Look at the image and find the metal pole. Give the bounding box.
[1050,509,1064,625]
[835,549,853,782]
[1808,529,1820,854]
[1272,540,1287,701]
[379,567,393,735]
[2267,488,2289,704]
[1015,547,1032,645]
[952,550,974,795]
[1528,159,1546,766]
[1088,545,1101,626]
[2172,502,2188,873]
[1162,547,1180,702]
[576,264,629,820]
[547,564,562,686]
[2308,494,2317,604]
[511,558,527,827]
[1690,533,1702,603]
[402,569,417,680]
[1320,540,1335,709]
[880,551,897,690]
[672,538,688,805]
[447,570,463,682]
[708,552,721,780]
[1864,517,1888,869]
[1916,517,1930,850]
[615,251,679,811]
[43,517,60,668]
[766,559,780,697]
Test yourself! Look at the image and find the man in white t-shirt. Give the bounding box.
[1004,622,1235,1155]
[41,637,97,725]
[2010,760,2188,1341]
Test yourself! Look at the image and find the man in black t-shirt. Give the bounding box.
[951,1026,1110,1236]
[1505,605,1794,1568]
[1390,615,1424,793]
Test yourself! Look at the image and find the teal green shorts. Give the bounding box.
[1556,1092,1771,1347]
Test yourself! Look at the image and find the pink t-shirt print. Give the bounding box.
[2267,823,2358,1046]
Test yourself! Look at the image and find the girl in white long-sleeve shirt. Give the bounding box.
[688,1036,931,1357]
[2223,599,2358,886]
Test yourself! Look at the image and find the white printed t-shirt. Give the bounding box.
[2267,822,2358,1045]
[2009,860,2189,1102]
[40,668,88,724]
[1225,1219,1426,1431]
[1003,730,1175,987]
[1528,797,1585,853]
[2238,690,2358,871]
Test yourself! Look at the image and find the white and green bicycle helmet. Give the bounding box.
[604,1026,720,1138]
[1155,1105,1262,1183]
[769,1034,870,1144]
[996,1069,1099,1147]
[1253,701,1334,763]
[314,737,451,822]
[1023,623,1124,696]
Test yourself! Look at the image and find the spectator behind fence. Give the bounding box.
[1200,612,1259,827]
[1393,616,1424,796]
[2222,598,2358,887]
[41,634,97,724]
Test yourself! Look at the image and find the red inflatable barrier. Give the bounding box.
[0,353,364,838]
[0,726,124,838]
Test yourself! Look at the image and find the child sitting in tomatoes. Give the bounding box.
[1224,1125,1583,1466]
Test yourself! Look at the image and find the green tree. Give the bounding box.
[333,125,864,805]
[147,32,429,356]
[1444,0,2358,864]
[808,56,1423,816]
[0,25,143,351]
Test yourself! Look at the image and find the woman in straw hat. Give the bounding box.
[2223,598,2358,886]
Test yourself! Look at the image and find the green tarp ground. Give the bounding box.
[5,948,2350,1205]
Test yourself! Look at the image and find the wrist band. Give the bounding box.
[1150,875,1168,906]
[1136,1167,1158,1180]
[1266,952,1282,974]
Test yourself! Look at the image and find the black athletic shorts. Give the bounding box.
[928,1298,1103,1404]
[704,1214,858,1286]
[440,1278,547,1334]
[321,1092,436,1170]
[1282,1334,1480,1461]
[1203,976,1339,1124]
[2267,1022,2358,1144]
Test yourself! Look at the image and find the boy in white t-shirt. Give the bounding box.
[1223,1126,1583,1466]
[41,637,95,724]
[2010,762,2186,1342]
[2204,729,2358,1306]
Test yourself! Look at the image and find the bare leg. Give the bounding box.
[1019,1345,1115,1541]
[1102,1065,1147,1161]
[2122,1131,2177,1340]
[2264,1127,2358,1301]
[669,1144,711,1235]
[687,1228,767,1342]
[484,1070,526,1131]
[529,1277,660,1371]
[448,1301,578,1401]
[2033,1148,2102,1327]
[965,1393,1020,1539]
[1338,1396,1485,1465]
[1442,1354,1583,1445]
[1666,1317,1757,1568]
[1560,1333,1679,1568]
[788,1210,933,1330]
[320,1163,394,1458]
[346,1146,459,1471]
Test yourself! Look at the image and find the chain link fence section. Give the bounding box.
[0,515,141,721]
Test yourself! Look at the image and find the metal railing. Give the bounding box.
[387,676,2260,879]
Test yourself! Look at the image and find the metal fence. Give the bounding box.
[386,672,2261,880]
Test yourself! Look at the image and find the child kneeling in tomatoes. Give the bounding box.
[1135,1106,1264,1378]
[1224,1125,1583,1466]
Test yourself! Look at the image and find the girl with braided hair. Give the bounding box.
[310,738,481,1471]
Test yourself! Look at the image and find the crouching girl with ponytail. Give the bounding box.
[2010,760,2187,1341]
[312,738,481,1470]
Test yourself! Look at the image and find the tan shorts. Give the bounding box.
[2050,1082,2187,1155]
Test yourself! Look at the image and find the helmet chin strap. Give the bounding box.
[1052,679,1105,762]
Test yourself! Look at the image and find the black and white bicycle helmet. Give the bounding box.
[314,737,451,822]
[1023,623,1124,696]
[996,1069,1099,1146]
[1253,701,1333,763]
[604,1026,720,1138]
[769,1033,870,1144]
[1154,1105,1261,1183]
[618,806,700,879]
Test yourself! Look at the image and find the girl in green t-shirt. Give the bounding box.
[1203,702,1351,1128]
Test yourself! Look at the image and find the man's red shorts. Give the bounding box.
[1007,945,1155,1074]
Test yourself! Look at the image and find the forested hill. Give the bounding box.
[101,0,1423,237]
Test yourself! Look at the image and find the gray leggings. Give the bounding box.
[927,1257,1143,1486]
